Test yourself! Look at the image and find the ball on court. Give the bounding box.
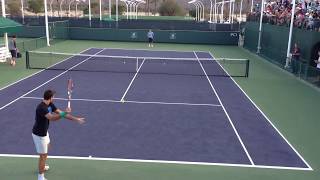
[89,155,92,158]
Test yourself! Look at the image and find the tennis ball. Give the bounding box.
[89,155,92,158]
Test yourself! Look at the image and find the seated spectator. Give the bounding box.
[291,43,301,74]
[247,0,320,31]
[292,43,301,61]
[314,50,320,82]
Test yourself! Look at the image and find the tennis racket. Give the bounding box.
[67,78,74,108]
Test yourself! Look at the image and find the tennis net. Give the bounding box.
[26,51,250,77]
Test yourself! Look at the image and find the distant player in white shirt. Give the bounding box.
[147,29,154,47]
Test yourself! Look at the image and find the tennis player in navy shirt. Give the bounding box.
[32,90,85,180]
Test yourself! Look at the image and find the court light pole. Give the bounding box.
[89,0,92,23]
[99,0,102,21]
[44,0,50,46]
[256,0,264,53]
[109,0,112,19]
[21,0,25,24]
[116,0,119,21]
[285,0,296,68]
[250,0,254,13]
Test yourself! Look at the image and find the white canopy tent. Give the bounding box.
[188,0,205,22]
[120,0,145,20]
[60,0,66,17]
[213,0,235,23]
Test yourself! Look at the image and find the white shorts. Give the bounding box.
[32,133,50,154]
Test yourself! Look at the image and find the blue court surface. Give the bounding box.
[0,48,312,170]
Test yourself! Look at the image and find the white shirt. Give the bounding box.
[317,56,320,69]
[147,31,154,39]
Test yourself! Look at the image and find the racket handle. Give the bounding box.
[68,101,71,108]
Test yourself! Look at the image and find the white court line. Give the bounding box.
[94,47,198,53]
[207,51,313,170]
[194,51,255,165]
[0,49,105,111]
[0,48,92,92]
[0,154,311,171]
[21,96,222,107]
[120,58,146,102]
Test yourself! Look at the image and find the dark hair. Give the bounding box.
[43,90,56,100]
[11,35,16,38]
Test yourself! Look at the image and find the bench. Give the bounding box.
[0,46,12,63]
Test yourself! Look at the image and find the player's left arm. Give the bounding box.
[54,108,85,124]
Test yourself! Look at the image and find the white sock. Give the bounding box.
[38,173,44,180]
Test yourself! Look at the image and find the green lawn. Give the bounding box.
[0,40,319,180]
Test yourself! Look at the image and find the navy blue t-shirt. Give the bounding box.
[32,102,57,137]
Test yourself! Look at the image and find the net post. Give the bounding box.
[26,51,30,69]
[245,59,250,77]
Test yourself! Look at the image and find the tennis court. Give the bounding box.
[0,48,311,171]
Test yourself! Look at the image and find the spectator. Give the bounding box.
[314,50,320,82]
[292,43,301,61]
[291,43,301,74]
[8,35,18,67]
[247,0,320,31]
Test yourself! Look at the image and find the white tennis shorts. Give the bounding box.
[32,133,50,154]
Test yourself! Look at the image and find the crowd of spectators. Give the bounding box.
[247,0,320,31]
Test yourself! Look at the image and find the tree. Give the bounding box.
[158,0,185,16]
[83,2,105,15]
[8,0,21,16]
[91,2,100,15]
[28,0,44,15]
[111,4,126,15]
[189,9,196,18]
